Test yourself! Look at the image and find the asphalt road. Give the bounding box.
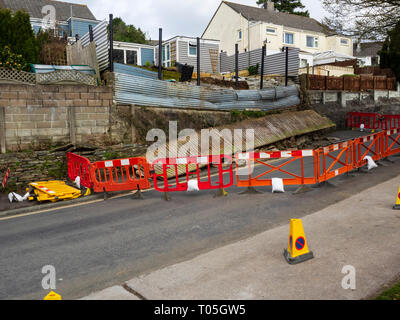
[0,130,398,300]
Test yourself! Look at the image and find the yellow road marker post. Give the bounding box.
[284,219,314,264]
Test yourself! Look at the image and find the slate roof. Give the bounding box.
[0,0,96,21]
[223,1,331,35]
[353,42,383,57]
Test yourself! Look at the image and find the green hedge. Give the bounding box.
[0,8,39,67]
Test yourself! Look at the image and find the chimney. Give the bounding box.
[264,0,275,11]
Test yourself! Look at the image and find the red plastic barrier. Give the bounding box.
[67,152,93,188]
[236,150,316,187]
[91,157,151,193]
[382,115,400,130]
[346,112,380,130]
[153,155,233,192]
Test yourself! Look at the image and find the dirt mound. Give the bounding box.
[200,77,249,90]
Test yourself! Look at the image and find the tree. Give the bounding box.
[379,21,400,80]
[322,0,400,40]
[0,8,39,64]
[112,17,148,44]
[256,0,310,17]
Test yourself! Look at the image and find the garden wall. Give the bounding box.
[0,83,113,152]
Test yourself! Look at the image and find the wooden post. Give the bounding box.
[68,106,76,145]
[306,63,310,90]
[131,105,136,143]
[0,106,6,154]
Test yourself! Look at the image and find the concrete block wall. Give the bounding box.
[308,85,400,107]
[0,84,113,152]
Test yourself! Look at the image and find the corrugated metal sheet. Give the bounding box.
[114,71,300,111]
[220,48,299,76]
[80,20,109,71]
[114,63,158,79]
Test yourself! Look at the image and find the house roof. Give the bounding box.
[0,0,96,21]
[353,42,383,57]
[223,1,331,35]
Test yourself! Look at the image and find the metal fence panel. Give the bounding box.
[220,48,299,76]
[80,20,109,71]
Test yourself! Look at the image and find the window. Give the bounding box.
[340,38,349,45]
[238,29,242,40]
[300,59,308,68]
[284,32,294,45]
[306,36,318,48]
[189,43,197,56]
[126,50,137,65]
[112,49,124,64]
[266,28,276,34]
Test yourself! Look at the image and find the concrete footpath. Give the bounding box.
[82,174,400,300]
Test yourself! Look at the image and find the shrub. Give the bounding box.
[248,63,259,76]
[0,8,39,64]
[0,46,29,71]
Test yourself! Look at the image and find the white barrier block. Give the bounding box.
[271,178,285,193]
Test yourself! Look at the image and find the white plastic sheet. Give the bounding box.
[74,176,81,189]
[8,192,30,203]
[187,179,200,192]
[272,178,285,193]
[363,156,378,170]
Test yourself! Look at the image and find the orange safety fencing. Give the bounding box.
[90,157,151,193]
[152,155,233,192]
[236,150,316,187]
[347,112,400,131]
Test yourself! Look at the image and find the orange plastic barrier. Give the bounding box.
[152,155,233,192]
[315,141,353,182]
[383,129,400,157]
[91,157,151,193]
[346,112,380,130]
[236,150,316,187]
[67,152,93,188]
[353,132,384,168]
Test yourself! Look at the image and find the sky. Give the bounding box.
[65,0,329,40]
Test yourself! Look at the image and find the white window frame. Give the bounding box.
[283,32,294,45]
[266,27,276,34]
[238,29,242,41]
[340,38,349,46]
[306,36,318,48]
[188,42,197,57]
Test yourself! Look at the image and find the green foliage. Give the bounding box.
[112,17,148,44]
[248,63,259,76]
[0,9,39,64]
[256,0,310,17]
[0,46,29,71]
[375,280,400,300]
[145,60,151,67]
[379,21,400,80]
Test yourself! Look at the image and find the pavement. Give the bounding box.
[82,173,400,300]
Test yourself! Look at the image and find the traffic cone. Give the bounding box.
[284,219,314,264]
[393,185,400,210]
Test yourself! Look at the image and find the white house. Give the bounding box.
[113,41,155,66]
[155,36,220,73]
[202,1,353,65]
[353,42,383,67]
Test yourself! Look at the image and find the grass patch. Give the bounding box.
[375,281,400,300]
[134,65,182,81]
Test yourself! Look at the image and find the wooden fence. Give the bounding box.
[305,74,397,91]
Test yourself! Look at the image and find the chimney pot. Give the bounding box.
[265,0,275,11]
